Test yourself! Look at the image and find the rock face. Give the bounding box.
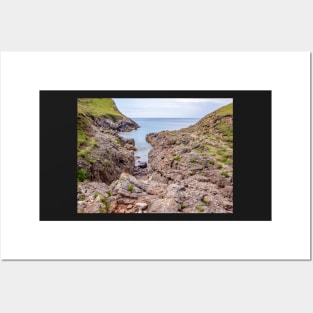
[94,115,139,132]
[145,103,233,213]
[77,102,233,214]
[78,131,136,184]
[77,98,139,185]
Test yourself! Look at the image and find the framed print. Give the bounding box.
[40,90,271,221]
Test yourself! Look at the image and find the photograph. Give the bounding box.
[77,98,233,214]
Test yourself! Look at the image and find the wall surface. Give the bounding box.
[0,1,312,312]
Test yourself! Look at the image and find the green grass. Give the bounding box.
[100,198,110,209]
[180,203,185,210]
[173,156,181,161]
[77,147,90,158]
[78,98,124,122]
[88,139,98,147]
[78,129,87,146]
[102,159,110,169]
[221,171,229,178]
[217,148,227,156]
[98,206,107,213]
[79,194,86,201]
[94,191,99,198]
[209,160,215,165]
[216,103,233,117]
[201,196,210,207]
[190,158,197,163]
[77,168,88,182]
[106,191,111,197]
[215,118,233,142]
[77,112,91,147]
[196,205,204,212]
[218,155,232,164]
[127,185,134,193]
[217,164,223,169]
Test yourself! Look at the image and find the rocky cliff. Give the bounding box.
[78,102,233,214]
[77,98,139,184]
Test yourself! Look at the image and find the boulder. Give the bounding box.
[112,173,147,198]
[149,198,180,213]
[135,202,148,210]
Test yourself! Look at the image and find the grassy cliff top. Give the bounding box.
[78,98,124,122]
[77,98,125,147]
[215,102,233,117]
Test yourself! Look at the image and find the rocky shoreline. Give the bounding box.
[77,101,233,214]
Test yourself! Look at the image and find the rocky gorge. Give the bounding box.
[77,98,233,214]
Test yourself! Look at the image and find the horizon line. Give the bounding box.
[129,117,201,119]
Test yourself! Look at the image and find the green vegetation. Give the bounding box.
[79,194,86,201]
[173,156,181,161]
[196,205,204,212]
[201,196,210,207]
[78,98,124,121]
[77,147,90,158]
[98,206,107,213]
[221,171,229,178]
[78,129,87,146]
[77,112,90,148]
[106,191,111,197]
[77,139,98,159]
[216,120,233,142]
[77,98,124,160]
[180,203,185,210]
[190,158,197,163]
[115,140,121,145]
[94,191,99,198]
[88,139,98,148]
[216,103,233,117]
[103,159,110,169]
[209,160,215,165]
[217,164,223,169]
[217,148,227,156]
[127,185,134,193]
[77,168,88,182]
[100,198,110,209]
[219,156,232,165]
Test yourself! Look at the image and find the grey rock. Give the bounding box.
[135,202,148,210]
[149,198,180,213]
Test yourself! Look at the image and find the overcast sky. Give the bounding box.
[113,98,233,118]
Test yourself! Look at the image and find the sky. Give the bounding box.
[113,98,233,118]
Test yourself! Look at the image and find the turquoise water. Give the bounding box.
[119,118,199,164]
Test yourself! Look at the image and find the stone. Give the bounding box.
[135,202,148,210]
[149,198,180,213]
[165,184,185,203]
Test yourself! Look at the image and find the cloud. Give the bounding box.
[170,98,232,103]
[114,98,232,118]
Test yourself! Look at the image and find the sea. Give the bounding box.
[119,118,199,165]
